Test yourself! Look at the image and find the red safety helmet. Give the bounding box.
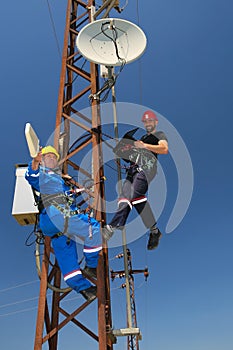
[141,110,158,122]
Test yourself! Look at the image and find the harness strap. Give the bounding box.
[51,230,71,245]
[51,232,63,239]
[41,193,70,208]
[52,203,80,217]
[50,204,78,244]
[32,189,91,244]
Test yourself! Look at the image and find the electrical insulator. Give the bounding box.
[144,267,149,281]
[115,253,124,259]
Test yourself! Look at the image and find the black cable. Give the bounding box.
[25,229,37,247]
[100,22,126,64]
[72,58,88,84]
[46,0,62,59]
[25,215,44,246]
[88,20,126,103]
[68,132,92,153]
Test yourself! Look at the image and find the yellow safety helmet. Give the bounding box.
[41,146,60,160]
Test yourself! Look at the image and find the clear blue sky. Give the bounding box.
[1,0,233,349]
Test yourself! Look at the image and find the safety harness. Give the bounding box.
[32,187,93,241]
[113,128,158,174]
[32,190,69,240]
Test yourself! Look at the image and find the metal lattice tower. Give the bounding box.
[111,249,148,350]
[34,1,123,349]
[32,1,147,349]
[127,249,139,350]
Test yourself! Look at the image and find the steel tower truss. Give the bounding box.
[34,1,122,349]
[110,249,149,350]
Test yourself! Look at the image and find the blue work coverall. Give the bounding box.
[25,162,102,293]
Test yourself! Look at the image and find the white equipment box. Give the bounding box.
[12,164,39,225]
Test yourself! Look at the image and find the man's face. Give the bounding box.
[42,153,58,169]
[143,119,157,133]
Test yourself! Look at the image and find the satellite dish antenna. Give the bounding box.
[76,18,147,66]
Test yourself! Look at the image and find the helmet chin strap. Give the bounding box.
[41,164,61,174]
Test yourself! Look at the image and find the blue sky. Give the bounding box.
[0,0,233,349]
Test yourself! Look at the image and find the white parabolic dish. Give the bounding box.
[76,18,147,66]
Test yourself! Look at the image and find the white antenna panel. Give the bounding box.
[25,123,40,158]
[76,18,147,66]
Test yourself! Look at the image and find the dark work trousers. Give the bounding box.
[109,168,156,229]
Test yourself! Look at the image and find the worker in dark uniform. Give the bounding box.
[103,110,168,250]
[25,146,102,302]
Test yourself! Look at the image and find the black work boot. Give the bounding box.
[102,225,115,240]
[80,286,97,302]
[147,227,162,250]
[83,265,97,279]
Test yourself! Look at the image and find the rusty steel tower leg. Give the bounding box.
[34,237,51,350]
[34,1,116,349]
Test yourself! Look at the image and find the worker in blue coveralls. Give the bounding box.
[25,145,102,302]
[103,110,168,250]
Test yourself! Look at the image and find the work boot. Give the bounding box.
[102,225,115,240]
[147,227,162,250]
[83,265,97,279]
[80,286,97,302]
